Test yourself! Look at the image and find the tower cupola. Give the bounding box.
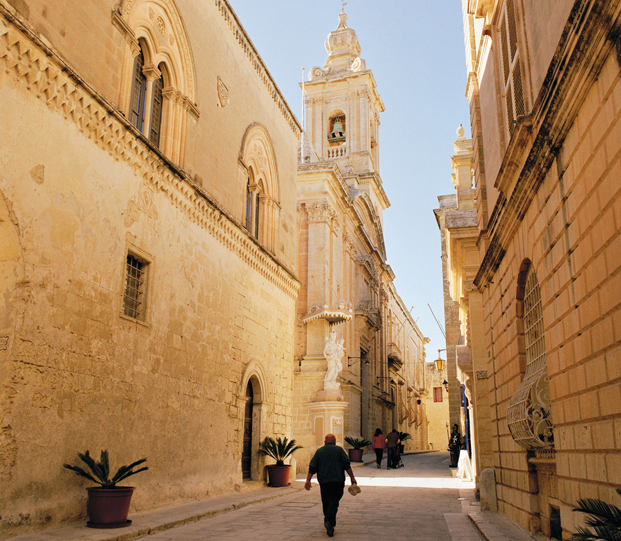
[324,9,362,73]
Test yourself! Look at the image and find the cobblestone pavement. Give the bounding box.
[147,452,483,541]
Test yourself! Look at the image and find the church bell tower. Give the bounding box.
[302,9,385,178]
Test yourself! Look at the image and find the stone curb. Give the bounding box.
[8,486,304,541]
[106,487,306,541]
[467,511,543,541]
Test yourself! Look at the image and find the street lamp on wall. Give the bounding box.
[442,379,449,393]
[434,349,446,371]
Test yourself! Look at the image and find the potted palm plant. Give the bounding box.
[258,436,302,487]
[398,432,411,454]
[64,450,148,528]
[344,437,372,462]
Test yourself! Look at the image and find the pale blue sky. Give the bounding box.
[228,0,471,363]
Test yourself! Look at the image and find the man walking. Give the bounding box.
[385,429,400,469]
[305,433,357,537]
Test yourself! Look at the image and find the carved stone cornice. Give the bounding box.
[304,200,340,234]
[211,0,300,136]
[0,10,300,299]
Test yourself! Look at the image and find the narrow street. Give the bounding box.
[148,452,483,541]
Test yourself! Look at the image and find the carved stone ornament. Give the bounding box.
[0,336,9,351]
[124,187,159,228]
[217,76,229,107]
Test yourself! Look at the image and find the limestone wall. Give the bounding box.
[0,2,299,536]
[483,49,621,533]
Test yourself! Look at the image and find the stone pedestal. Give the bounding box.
[308,392,348,447]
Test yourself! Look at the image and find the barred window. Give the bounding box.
[433,387,443,403]
[123,254,148,321]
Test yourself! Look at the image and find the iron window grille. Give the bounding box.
[123,254,147,321]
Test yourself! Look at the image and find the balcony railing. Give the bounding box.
[327,146,347,159]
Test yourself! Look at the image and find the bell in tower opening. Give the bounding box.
[328,114,346,143]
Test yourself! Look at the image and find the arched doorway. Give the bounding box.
[242,380,253,480]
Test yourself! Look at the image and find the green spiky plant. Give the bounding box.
[257,437,302,466]
[344,437,372,450]
[570,488,621,540]
[398,432,411,442]
[64,450,148,488]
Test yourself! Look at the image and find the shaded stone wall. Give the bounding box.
[0,1,300,536]
[463,0,621,534]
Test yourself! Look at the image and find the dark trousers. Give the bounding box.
[320,481,344,526]
[374,448,383,466]
[387,447,398,468]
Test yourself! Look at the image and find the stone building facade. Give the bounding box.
[459,0,621,538]
[434,127,493,495]
[293,10,428,469]
[0,0,300,536]
[425,360,450,452]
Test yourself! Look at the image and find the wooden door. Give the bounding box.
[242,381,253,479]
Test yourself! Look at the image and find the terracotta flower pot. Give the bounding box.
[86,486,134,528]
[348,449,364,462]
[266,465,291,487]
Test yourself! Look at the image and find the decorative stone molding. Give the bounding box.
[0,12,299,299]
[304,200,340,234]
[350,189,386,259]
[210,0,299,135]
[302,301,352,325]
[217,76,229,107]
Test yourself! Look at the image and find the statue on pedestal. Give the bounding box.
[323,329,345,390]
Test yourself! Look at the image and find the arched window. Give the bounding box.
[244,173,262,240]
[239,125,279,251]
[245,181,253,232]
[149,71,164,146]
[129,44,164,146]
[114,0,199,166]
[130,48,147,132]
[254,189,261,240]
[507,261,554,451]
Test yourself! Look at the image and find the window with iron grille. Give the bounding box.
[499,0,526,137]
[433,387,443,403]
[123,254,148,321]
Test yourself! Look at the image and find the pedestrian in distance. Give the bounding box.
[385,428,400,469]
[305,433,358,537]
[372,428,385,469]
[448,424,462,468]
